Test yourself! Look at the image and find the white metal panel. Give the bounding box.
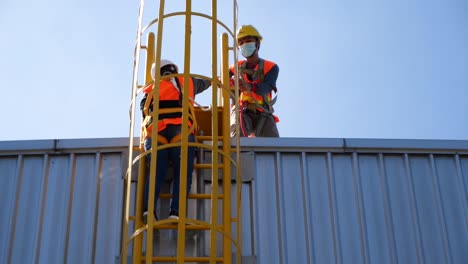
[241,140,468,264]
[2,137,468,264]
[10,155,46,264]
[66,154,100,264]
[0,156,19,264]
[0,139,127,264]
[94,153,125,263]
[37,155,73,264]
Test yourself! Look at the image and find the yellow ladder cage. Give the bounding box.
[121,0,243,263]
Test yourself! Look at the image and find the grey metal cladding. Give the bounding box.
[1,137,468,264]
[247,146,468,264]
[0,140,126,264]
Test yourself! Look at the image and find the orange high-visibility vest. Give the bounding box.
[230,59,277,108]
[142,77,195,139]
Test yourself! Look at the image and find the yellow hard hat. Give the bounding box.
[236,25,263,42]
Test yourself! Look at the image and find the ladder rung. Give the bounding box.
[195,163,225,169]
[196,135,225,141]
[145,256,224,263]
[159,193,224,199]
[152,223,222,230]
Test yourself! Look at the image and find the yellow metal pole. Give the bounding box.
[145,33,156,81]
[122,0,146,262]
[145,0,167,263]
[132,31,155,264]
[232,3,242,263]
[209,91,221,264]
[209,2,220,262]
[176,0,192,262]
[221,32,233,264]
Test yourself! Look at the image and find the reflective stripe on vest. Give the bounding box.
[230,59,276,107]
[142,77,195,137]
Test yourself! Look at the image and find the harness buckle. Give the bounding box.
[246,103,257,113]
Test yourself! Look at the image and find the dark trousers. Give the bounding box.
[240,110,279,137]
[143,125,195,213]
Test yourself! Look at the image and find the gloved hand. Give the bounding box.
[239,79,252,92]
[230,75,252,92]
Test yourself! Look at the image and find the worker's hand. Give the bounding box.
[229,77,236,87]
[229,75,251,92]
[229,75,243,86]
[239,79,252,92]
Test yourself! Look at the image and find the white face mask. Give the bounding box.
[240,42,257,58]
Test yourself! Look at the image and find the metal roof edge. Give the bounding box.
[0,137,139,154]
[2,137,468,154]
[344,138,468,151]
[235,137,468,153]
[0,139,56,152]
[236,137,345,152]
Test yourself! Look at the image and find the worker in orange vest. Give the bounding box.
[229,25,280,137]
[140,59,211,221]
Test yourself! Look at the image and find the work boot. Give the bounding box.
[168,210,179,220]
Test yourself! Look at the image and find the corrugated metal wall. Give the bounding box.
[0,139,127,264]
[239,138,468,264]
[1,138,468,264]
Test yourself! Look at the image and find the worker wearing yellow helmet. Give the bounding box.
[229,25,280,137]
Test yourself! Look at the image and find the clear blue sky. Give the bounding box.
[1,0,467,141]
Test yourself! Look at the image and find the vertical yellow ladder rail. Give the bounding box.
[176,0,193,262]
[144,0,167,262]
[132,31,156,264]
[122,0,146,262]
[221,32,232,264]
[209,0,220,263]
[230,3,243,262]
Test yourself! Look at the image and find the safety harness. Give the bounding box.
[141,78,196,144]
[239,59,278,114]
[237,59,279,137]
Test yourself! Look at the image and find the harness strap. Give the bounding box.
[142,107,194,128]
[239,59,277,113]
[145,133,183,145]
[141,78,199,143]
[142,116,184,145]
[240,59,265,83]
